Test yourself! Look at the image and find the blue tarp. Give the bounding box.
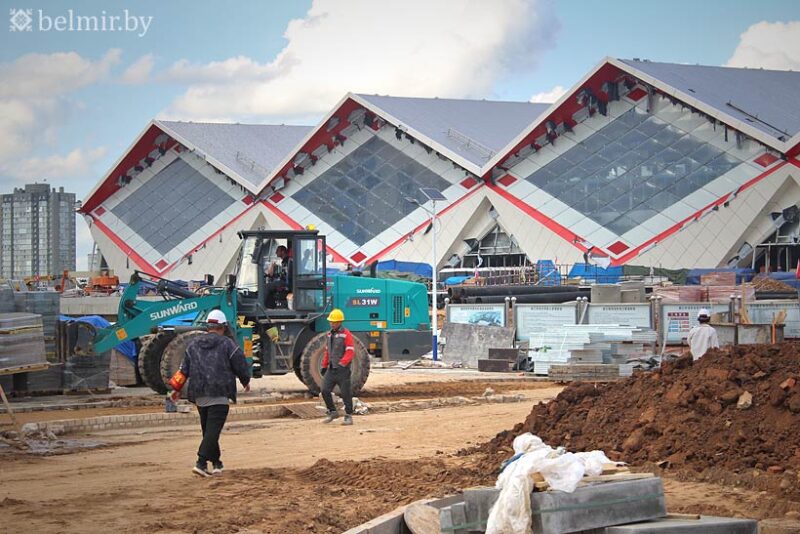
[444,275,472,286]
[686,268,756,285]
[536,260,561,286]
[376,260,432,279]
[59,315,137,361]
[568,263,623,284]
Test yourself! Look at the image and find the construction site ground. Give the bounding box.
[0,368,797,533]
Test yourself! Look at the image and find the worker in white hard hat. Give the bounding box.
[686,308,720,360]
[168,309,251,477]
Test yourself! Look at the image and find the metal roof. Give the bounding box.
[355,94,550,169]
[618,59,800,145]
[156,121,313,190]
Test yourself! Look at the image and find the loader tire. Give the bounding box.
[138,331,176,394]
[300,332,370,396]
[160,331,205,389]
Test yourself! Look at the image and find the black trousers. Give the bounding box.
[197,404,229,463]
[321,366,353,415]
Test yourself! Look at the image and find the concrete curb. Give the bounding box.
[22,394,529,436]
[22,404,290,435]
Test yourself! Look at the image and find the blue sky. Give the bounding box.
[1,0,798,268]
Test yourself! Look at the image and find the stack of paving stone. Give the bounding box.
[527,325,655,379]
[0,313,47,370]
[13,292,59,362]
[437,475,757,534]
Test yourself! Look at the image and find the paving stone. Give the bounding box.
[531,478,666,534]
[579,515,757,533]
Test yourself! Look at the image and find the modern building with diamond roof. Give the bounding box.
[81,58,800,280]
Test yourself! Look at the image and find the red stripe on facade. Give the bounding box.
[364,185,488,265]
[489,184,591,254]
[90,217,157,273]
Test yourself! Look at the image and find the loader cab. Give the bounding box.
[234,230,327,317]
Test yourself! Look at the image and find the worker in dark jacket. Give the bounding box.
[171,309,251,477]
[321,308,355,425]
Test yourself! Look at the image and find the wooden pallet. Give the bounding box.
[285,402,325,419]
[531,463,645,491]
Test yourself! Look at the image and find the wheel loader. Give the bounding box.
[63,229,431,395]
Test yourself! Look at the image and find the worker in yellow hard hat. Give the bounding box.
[321,308,355,425]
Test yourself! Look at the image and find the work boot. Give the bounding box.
[211,461,224,475]
[192,460,211,478]
[322,411,340,423]
[342,415,353,426]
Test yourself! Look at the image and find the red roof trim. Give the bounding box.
[265,98,364,192]
[754,153,779,167]
[498,175,517,187]
[490,62,624,179]
[81,123,177,214]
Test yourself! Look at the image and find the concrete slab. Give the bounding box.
[581,515,757,533]
[440,323,516,368]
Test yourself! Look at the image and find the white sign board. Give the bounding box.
[660,303,728,344]
[515,303,577,341]
[446,304,507,327]
[746,300,800,338]
[586,304,651,328]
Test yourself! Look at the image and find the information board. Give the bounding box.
[746,300,800,338]
[586,304,651,328]
[660,303,728,344]
[515,303,577,341]
[446,304,507,328]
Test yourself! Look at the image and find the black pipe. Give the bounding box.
[755,291,799,300]
[448,284,580,300]
[465,291,589,304]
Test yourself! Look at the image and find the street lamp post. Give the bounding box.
[407,188,447,361]
[430,198,438,361]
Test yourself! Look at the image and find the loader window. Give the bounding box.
[236,237,260,291]
[293,236,326,312]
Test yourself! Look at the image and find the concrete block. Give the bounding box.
[462,486,499,529]
[582,515,757,533]
[531,478,666,534]
[477,359,513,372]
[440,323,515,368]
[759,518,800,534]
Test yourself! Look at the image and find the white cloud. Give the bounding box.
[530,84,566,104]
[120,53,155,84]
[3,147,108,183]
[726,20,800,71]
[0,49,119,165]
[163,0,558,121]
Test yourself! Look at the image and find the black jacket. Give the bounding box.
[180,332,250,403]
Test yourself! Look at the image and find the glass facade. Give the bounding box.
[111,158,237,256]
[523,108,743,235]
[292,136,450,246]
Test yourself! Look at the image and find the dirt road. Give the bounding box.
[1,380,794,533]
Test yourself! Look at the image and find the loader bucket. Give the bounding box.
[57,319,99,358]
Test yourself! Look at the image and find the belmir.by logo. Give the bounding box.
[9,8,153,36]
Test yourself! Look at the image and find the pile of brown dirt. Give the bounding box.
[472,343,800,498]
